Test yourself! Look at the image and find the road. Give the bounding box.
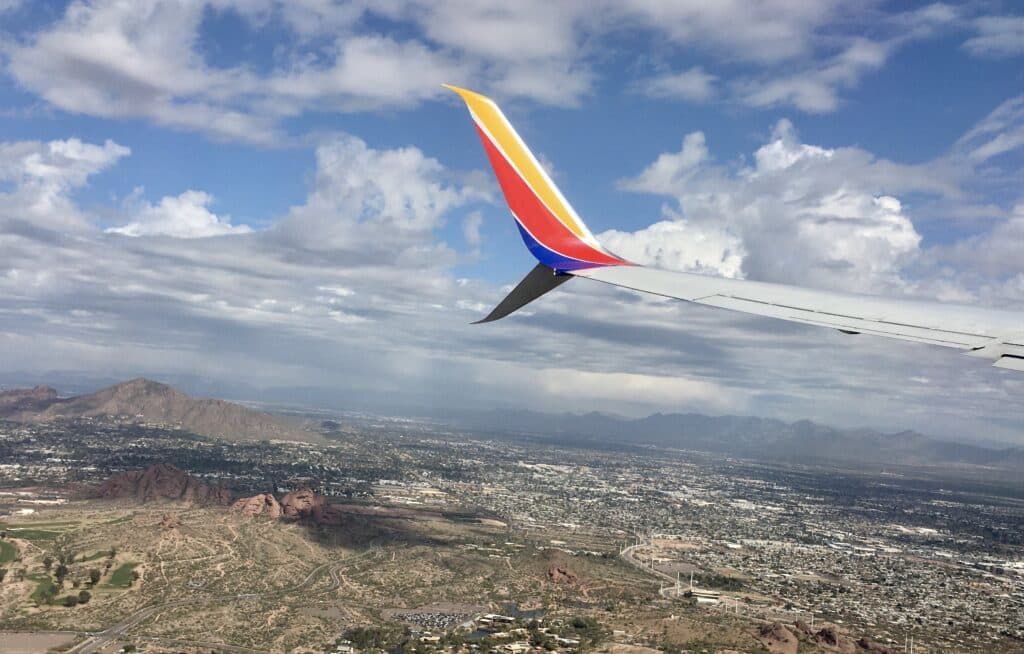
[68,549,373,654]
[620,543,682,596]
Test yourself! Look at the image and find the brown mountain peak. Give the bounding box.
[0,378,316,443]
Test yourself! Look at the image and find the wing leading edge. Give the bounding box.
[445,85,1024,373]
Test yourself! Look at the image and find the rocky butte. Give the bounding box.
[231,493,283,519]
[96,463,233,505]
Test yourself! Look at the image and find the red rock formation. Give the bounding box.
[758,623,798,654]
[231,493,283,519]
[816,627,842,646]
[792,620,814,636]
[97,463,233,505]
[547,565,579,584]
[159,513,180,529]
[280,488,328,520]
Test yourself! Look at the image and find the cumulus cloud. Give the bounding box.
[599,220,745,278]
[619,132,709,194]
[617,120,931,294]
[0,138,129,229]
[274,134,487,258]
[107,190,251,239]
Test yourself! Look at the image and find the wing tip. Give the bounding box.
[443,84,494,108]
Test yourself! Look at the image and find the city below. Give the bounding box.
[0,381,1021,654]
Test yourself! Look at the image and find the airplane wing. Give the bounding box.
[445,85,1024,373]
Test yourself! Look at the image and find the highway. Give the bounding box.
[619,542,684,597]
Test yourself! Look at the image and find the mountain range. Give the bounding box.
[452,408,1024,471]
[0,378,315,443]
[2,377,1021,472]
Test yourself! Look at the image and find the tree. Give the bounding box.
[0,568,6,583]
[63,594,79,607]
[89,568,102,585]
[78,590,91,604]
[42,555,53,572]
[55,563,69,583]
[38,586,56,605]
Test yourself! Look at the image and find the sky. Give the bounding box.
[0,1,1023,442]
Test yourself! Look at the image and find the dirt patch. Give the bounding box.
[0,631,78,653]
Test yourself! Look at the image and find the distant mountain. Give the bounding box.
[453,408,1024,470]
[0,385,58,413]
[0,378,317,443]
[97,463,233,505]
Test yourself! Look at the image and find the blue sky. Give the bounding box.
[0,1,1023,442]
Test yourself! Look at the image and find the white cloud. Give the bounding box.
[0,138,128,190]
[531,366,742,414]
[599,220,745,278]
[2,125,1024,439]
[739,38,890,113]
[107,190,251,239]
[953,94,1024,163]
[617,120,928,294]
[618,132,709,194]
[462,211,483,247]
[4,1,468,143]
[963,15,1024,58]
[638,67,716,102]
[0,138,129,229]
[2,0,967,140]
[923,203,1024,297]
[618,0,841,64]
[264,35,471,113]
[275,134,486,257]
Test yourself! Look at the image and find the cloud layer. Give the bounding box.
[2,0,1010,143]
[0,2,1023,443]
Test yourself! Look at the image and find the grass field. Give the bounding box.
[0,539,17,563]
[79,550,110,562]
[0,521,79,529]
[0,528,61,541]
[106,562,138,588]
[0,520,78,542]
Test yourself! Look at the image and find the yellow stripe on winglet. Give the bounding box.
[444,84,591,242]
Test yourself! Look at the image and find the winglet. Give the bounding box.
[472,263,572,324]
[445,84,631,274]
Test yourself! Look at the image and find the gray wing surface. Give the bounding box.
[575,265,1024,372]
